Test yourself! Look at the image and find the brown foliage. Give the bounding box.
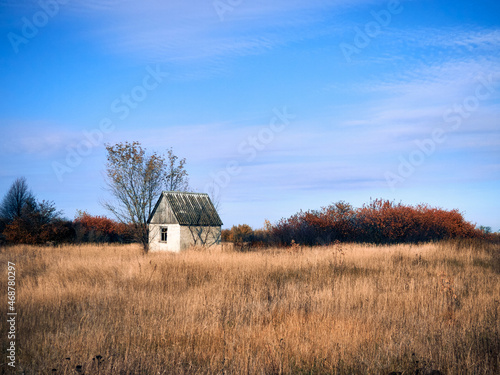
[74,211,133,243]
[270,199,484,246]
[2,200,72,245]
[222,224,271,250]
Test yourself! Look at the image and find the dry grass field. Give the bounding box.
[1,241,499,374]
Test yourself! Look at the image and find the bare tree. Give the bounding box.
[205,183,221,212]
[102,141,189,253]
[165,148,189,192]
[1,178,64,244]
[0,177,36,222]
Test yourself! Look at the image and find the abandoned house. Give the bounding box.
[147,191,223,252]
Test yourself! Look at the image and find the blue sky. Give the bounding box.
[0,0,499,230]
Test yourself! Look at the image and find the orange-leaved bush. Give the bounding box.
[269,199,482,246]
[74,211,132,243]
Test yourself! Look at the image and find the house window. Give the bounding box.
[161,227,168,242]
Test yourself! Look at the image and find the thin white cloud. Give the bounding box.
[394,27,500,50]
[0,121,79,157]
[335,50,500,138]
[37,0,379,65]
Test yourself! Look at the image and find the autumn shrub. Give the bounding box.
[2,210,132,245]
[251,228,271,248]
[2,200,75,245]
[228,224,253,243]
[221,228,231,242]
[270,199,484,246]
[3,217,75,245]
[221,224,272,250]
[73,211,133,243]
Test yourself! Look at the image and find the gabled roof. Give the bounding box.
[148,191,223,226]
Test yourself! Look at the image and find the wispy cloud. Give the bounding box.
[36,0,379,65]
[335,42,500,135]
[393,26,500,50]
[0,121,78,157]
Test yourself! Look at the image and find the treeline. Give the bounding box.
[0,178,133,245]
[2,177,497,248]
[224,199,498,248]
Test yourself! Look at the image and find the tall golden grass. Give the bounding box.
[1,241,499,374]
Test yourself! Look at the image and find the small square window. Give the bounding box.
[161,227,168,242]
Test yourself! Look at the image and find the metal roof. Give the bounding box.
[148,191,223,226]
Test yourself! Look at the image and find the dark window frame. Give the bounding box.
[161,227,168,242]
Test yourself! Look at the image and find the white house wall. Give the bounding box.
[148,224,181,252]
[149,224,221,252]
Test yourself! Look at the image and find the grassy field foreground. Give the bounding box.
[1,241,499,374]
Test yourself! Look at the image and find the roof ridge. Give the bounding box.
[163,191,208,196]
